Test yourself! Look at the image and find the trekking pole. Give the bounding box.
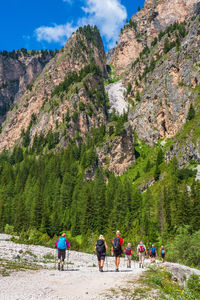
[54,248,57,270]
[106,254,108,272]
[67,249,69,271]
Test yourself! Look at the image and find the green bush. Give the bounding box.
[4,224,15,235]
[166,227,200,266]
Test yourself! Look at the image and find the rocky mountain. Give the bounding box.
[0,0,199,175]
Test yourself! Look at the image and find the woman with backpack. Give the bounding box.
[94,235,108,272]
[125,243,133,268]
[160,245,166,263]
[55,232,70,271]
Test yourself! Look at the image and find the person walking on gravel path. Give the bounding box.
[137,241,147,268]
[149,244,157,263]
[94,235,108,272]
[112,230,124,272]
[160,245,166,263]
[125,243,133,268]
[55,233,70,271]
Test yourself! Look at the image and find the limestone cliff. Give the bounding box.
[112,0,200,74]
[0,51,54,124]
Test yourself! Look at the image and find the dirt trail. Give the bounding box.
[0,234,144,300]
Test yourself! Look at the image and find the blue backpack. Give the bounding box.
[151,247,156,254]
[161,249,165,255]
[57,237,67,249]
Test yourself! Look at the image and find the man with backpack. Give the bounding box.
[112,230,124,272]
[137,241,147,268]
[125,243,133,268]
[94,235,108,272]
[55,232,70,271]
[149,244,157,263]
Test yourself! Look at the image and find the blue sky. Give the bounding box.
[0,0,145,52]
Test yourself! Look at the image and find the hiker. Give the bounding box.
[125,243,133,268]
[112,230,124,272]
[160,245,166,263]
[137,241,147,268]
[94,234,108,272]
[55,232,70,271]
[149,244,157,263]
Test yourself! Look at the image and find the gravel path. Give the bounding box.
[0,234,144,300]
[105,81,128,115]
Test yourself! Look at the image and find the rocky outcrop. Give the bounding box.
[165,139,200,168]
[0,52,53,124]
[97,124,135,175]
[112,0,200,74]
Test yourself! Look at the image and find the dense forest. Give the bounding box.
[0,120,200,267]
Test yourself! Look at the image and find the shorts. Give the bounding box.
[139,252,145,261]
[58,249,66,262]
[114,250,122,258]
[97,253,106,261]
[150,253,156,258]
[161,253,165,259]
[125,255,131,261]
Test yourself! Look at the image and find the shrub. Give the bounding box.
[4,224,15,234]
[187,104,195,121]
[127,82,132,95]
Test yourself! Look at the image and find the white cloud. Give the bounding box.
[35,0,127,49]
[81,0,127,48]
[35,23,77,44]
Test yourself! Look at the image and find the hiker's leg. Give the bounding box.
[101,259,104,268]
[142,253,145,267]
[116,257,120,268]
[115,256,117,267]
[129,256,131,267]
[60,250,66,270]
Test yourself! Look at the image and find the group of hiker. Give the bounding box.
[55,231,166,272]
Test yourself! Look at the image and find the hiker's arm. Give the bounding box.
[105,242,108,250]
[55,239,59,249]
[66,238,70,249]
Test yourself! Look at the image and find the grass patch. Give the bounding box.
[0,259,41,277]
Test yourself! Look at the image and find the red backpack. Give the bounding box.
[139,245,144,252]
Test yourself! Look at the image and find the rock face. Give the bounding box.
[112,0,200,74]
[0,52,53,124]
[127,16,200,145]
[97,124,135,176]
[0,27,108,151]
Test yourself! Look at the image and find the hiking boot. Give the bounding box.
[58,263,60,271]
[100,267,103,272]
[61,265,64,271]
[139,263,141,268]
[115,268,119,272]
